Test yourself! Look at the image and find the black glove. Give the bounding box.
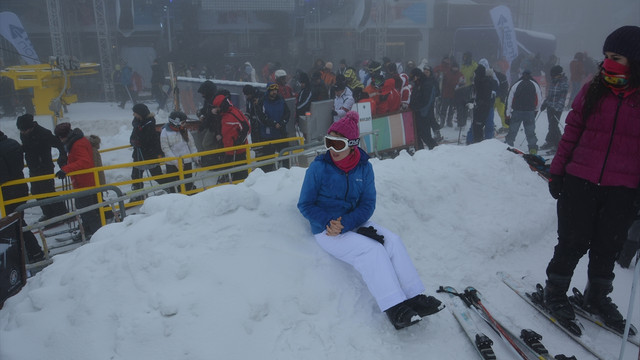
[56,170,66,179]
[505,115,511,126]
[548,174,564,199]
[357,226,384,245]
[331,110,338,116]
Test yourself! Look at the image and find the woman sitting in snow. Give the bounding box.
[297,111,444,330]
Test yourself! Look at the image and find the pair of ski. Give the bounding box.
[506,147,551,181]
[499,272,640,359]
[439,285,574,360]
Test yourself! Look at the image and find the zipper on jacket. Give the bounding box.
[344,173,349,200]
[597,93,624,185]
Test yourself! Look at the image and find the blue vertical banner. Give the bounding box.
[489,6,518,64]
[0,12,39,65]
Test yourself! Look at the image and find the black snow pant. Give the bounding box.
[75,193,101,237]
[546,174,637,282]
[415,113,437,150]
[454,86,473,127]
[165,162,195,192]
[5,200,44,260]
[30,176,68,219]
[472,103,492,143]
[131,164,171,191]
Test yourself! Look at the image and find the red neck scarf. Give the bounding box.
[333,148,361,173]
[601,59,636,97]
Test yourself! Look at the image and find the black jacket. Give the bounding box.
[0,131,29,214]
[409,72,436,119]
[130,114,163,161]
[20,122,67,176]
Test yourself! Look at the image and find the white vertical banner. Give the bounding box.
[0,12,39,65]
[490,6,518,64]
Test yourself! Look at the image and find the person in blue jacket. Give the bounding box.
[297,111,444,330]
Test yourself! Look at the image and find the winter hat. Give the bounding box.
[275,69,287,78]
[328,111,360,141]
[168,111,187,126]
[197,80,217,97]
[242,84,255,96]
[54,122,72,138]
[550,65,563,77]
[325,62,333,70]
[334,82,346,91]
[478,58,490,70]
[603,26,640,62]
[132,103,150,118]
[368,61,382,73]
[267,82,279,91]
[212,94,233,112]
[16,114,35,131]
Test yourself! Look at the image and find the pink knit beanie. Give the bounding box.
[328,111,360,141]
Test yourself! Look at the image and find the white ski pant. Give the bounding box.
[314,220,425,312]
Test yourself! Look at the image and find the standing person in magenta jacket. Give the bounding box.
[297,111,444,330]
[543,26,640,333]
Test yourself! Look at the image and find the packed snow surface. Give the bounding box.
[0,103,637,360]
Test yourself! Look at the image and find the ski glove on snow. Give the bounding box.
[548,174,564,199]
[357,226,385,245]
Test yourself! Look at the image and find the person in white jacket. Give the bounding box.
[332,82,355,122]
[161,111,199,192]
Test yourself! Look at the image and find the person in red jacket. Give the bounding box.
[211,95,250,181]
[543,26,640,332]
[54,122,101,239]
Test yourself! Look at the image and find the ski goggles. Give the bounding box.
[324,135,359,152]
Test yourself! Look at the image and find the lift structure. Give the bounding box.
[0,57,99,120]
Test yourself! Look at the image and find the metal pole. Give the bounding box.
[166,5,172,52]
[619,254,640,360]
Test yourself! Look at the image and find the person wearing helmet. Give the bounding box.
[161,111,198,192]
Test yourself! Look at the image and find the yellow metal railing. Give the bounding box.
[1,136,305,221]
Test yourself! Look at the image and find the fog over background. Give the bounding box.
[530,0,639,62]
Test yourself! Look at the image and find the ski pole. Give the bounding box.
[619,253,640,360]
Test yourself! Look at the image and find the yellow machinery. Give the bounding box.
[0,57,99,119]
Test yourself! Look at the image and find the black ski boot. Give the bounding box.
[582,279,625,331]
[405,294,445,317]
[385,302,421,330]
[543,275,575,321]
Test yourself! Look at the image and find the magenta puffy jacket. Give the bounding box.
[550,83,640,188]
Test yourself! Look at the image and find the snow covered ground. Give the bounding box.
[0,102,638,360]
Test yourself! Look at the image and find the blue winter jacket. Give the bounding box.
[297,148,376,234]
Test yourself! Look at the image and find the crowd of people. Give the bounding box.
[161,51,577,154]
